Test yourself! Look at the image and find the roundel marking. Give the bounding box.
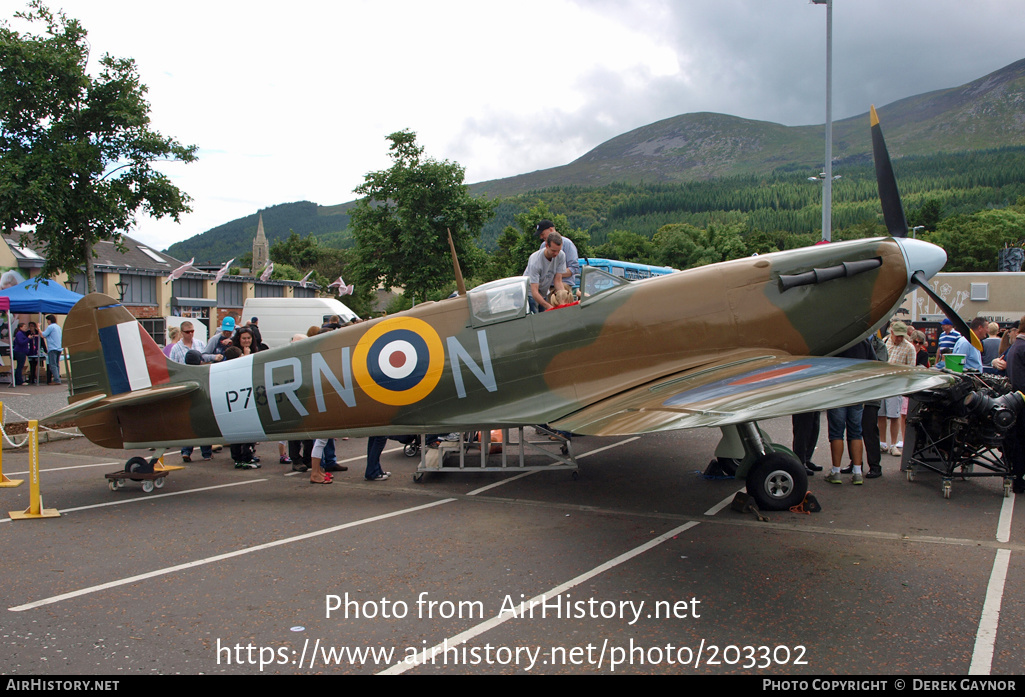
[352,317,445,405]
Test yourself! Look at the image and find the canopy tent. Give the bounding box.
[0,279,83,387]
[0,278,83,314]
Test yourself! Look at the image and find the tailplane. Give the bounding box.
[42,294,200,446]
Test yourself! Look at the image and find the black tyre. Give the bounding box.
[746,452,808,511]
[125,456,154,474]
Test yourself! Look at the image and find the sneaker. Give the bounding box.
[182,455,192,463]
[896,441,904,449]
[852,472,864,485]
[235,461,260,469]
[825,471,843,484]
[889,445,902,457]
[866,468,883,479]
[880,443,889,453]
[292,462,309,473]
[280,456,291,464]
[368,473,390,481]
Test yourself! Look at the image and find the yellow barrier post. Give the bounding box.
[9,420,59,520]
[0,402,24,488]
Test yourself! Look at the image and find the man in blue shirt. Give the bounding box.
[41,314,62,385]
[951,317,987,372]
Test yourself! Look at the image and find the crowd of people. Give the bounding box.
[164,313,393,486]
[793,315,1025,494]
[9,314,63,386]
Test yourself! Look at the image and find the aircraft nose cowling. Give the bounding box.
[896,237,947,281]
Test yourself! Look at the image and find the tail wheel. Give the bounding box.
[125,456,154,474]
[746,452,808,511]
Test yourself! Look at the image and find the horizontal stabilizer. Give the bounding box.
[41,382,201,426]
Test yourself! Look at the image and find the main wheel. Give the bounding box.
[746,452,808,511]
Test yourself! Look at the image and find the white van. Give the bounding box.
[241,297,359,349]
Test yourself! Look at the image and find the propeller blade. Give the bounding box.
[910,271,983,352]
[870,105,909,238]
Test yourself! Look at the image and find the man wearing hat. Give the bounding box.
[879,321,915,457]
[205,316,237,358]
[937,318,961,356]
[536,220,580,288]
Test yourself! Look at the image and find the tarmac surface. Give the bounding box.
[0,383,1022,676]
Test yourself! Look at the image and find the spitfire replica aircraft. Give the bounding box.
[44,108,972,509]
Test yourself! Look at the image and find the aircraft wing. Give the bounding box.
[550,355,957,436]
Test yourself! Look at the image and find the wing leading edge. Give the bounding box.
[550,354,957,436]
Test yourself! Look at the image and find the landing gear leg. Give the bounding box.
[736,422,808,511]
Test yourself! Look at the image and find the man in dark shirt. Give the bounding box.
[1002,317,1025,494]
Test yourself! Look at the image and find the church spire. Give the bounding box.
[252,212,269,271]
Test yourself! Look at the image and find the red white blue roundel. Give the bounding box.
[353,317,445,405]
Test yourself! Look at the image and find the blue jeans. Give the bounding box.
[322,438,336,467]
[827,405,864,441]
[365,436,388,479]
[182,445,212,459]
[46,349,61,384]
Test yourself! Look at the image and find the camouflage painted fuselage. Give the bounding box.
[60,237,938,450]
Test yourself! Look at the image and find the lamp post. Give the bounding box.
[811,0,833,242]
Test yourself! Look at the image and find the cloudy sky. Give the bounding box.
[3,0,1023,252]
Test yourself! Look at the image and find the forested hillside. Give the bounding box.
[165,58,1025,268]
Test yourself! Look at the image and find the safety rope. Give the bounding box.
[1,404,80,448]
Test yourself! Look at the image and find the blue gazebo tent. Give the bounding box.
[0,278,84,386]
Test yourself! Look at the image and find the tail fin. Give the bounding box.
[43,294,199,445]
[64,293,172,400]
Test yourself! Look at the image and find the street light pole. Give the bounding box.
[812,0,833,242]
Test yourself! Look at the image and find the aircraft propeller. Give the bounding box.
[870,105,982,351]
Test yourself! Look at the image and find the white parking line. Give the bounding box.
[283,447,403,476]
[7,461,121,475]
[8,498,456,612]
[379,520,701,674]
[996,490,1015,543]
[969,549,1011,675]
[0,480,266,524]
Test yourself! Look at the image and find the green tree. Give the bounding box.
[481,200,590,283]
[270,230,323,270]
[0,2,198,289]
[348,130,495,303]
[653,221,748,269]
[593,230,653,263]
[925,208,1025,272]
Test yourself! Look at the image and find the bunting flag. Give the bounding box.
[328,276,354,296]
[298,270,314,288]
[259,263,274,282]
[213,258,235,284]
[165,258,194,284]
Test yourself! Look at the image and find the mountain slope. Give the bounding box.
[168,58,1025,261]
